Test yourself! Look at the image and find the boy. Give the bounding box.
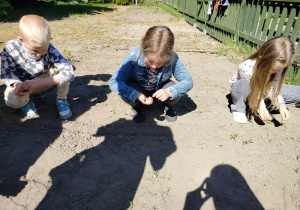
[1,15,74,119]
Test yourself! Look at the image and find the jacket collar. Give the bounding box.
[137,51,147,67]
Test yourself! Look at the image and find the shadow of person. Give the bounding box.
[140,94,197,122]
[175,95,197,116]
[36,118,177,209]
[183,164,264,210]
[66,74,112,121]
[0,74,111,196]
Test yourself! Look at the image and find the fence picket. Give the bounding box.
[267,5,280,40]
[261,4,273,41]
[275,6,287,36]
[164,0,300,78]
[283,7,296,37]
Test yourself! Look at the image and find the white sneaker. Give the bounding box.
[232,112,247,124]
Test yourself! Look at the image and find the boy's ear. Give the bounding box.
[18,37,24,42]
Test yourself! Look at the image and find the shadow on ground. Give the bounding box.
[0,74,111,196]
[183,164,264,210]
[143,94,197,122]
[36,118,177,209]
[5,3,115,22]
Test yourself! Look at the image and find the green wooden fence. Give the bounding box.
[164,0,300,80]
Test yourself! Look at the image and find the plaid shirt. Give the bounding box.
[1,38,74,86]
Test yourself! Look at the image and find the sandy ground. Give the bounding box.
[0,5,300,210]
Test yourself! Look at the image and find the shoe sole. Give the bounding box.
[23,110,38,116]
[59,112,72,120]
[166,115,177,122]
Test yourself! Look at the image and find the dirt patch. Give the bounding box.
[0,5,300,210]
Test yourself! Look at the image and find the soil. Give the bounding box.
[0,5,300,210]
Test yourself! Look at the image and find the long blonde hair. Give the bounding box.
[141,26,175,67]
[248,36,295,115]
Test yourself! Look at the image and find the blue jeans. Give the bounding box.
[230,79,300,113]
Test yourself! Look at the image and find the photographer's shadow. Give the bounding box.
[184,164,264,210]
[0,74,111,196]
[37,118,177,209]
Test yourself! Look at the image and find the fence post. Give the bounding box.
[234,0,246,45]
[193,0,200,28]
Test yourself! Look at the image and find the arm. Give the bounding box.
[277,93,290,121]
[48,44,75,85]
[166,54,193,99]
[229,71,239,86]
[14,77,60,96]
[1,48,22,86]
[230,59,254,86]
[109,51,141,105]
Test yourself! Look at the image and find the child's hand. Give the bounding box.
[152,89,171,102]
[137,93,153,105]
[14,82,30,96]
[21,80,42,92]
[279,106,290,121]
[258,107,271,121]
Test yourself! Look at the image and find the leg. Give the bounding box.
[230,79,251,113]
[161,80,181,108]
[30,66,58,95]
[33,65,72,119]
[161,80,179,122]
[31,65,70,100]
[4,86,38,116]
[281,84,300,106]
[57,82,70,100]
[123,80,151,123]
[48,66,72,119]
[230,79,251,123]
[4,86,30,109]
[124,80,152,109]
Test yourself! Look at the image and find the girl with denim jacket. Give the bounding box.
[110,26,193,123]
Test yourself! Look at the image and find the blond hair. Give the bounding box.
[248,36,295,115]
[19,15,51,47]
[141,26,175,66]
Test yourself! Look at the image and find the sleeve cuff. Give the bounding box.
[167,87,177,100]
[277,95,286,107]
[5,79,21,87]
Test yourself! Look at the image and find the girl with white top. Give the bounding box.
[229,36,300,123]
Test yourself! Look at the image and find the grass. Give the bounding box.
[230,133,238,140]
[6,1,114,21]
[286,65,300,86]
[217,39,257,63]
[138,1,182,20]
[157,2,182,20]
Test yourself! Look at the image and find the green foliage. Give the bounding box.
[158,2,182,19]
[230,133,238,140]
[113,0,132,5]
[9,0,35,7]
[286,65,300,86]
[9,1,113,20]
[141,0,155,6]
[0,0,12,18]
[59,0,91,3]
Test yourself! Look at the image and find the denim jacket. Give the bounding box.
[109,46,193,105]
